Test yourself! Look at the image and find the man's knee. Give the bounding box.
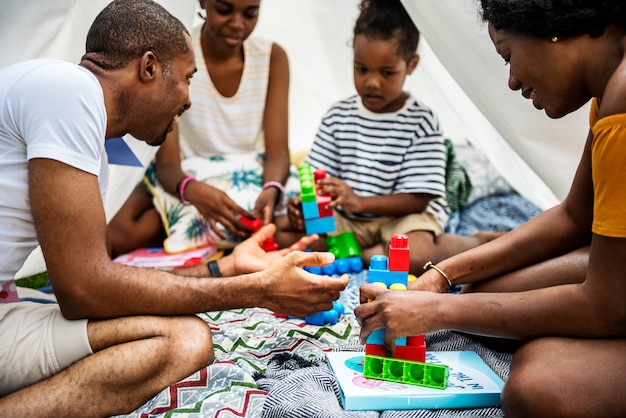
[170,316,214,367]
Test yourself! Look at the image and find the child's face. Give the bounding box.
[200,0,261,51]
[353,34,418,113]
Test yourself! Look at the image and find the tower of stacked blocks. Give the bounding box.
[298,162,336,235]
[363,233,449,389]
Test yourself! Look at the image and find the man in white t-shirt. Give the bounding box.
[0,0,347,415]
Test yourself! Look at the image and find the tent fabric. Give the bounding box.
[2,0,585,276]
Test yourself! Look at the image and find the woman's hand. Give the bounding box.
[355,283,441,354]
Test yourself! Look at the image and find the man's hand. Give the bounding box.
[259,250,349,318]
[228,223,319,275]
[354,284,440,355]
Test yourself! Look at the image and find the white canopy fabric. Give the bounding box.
[2,0,587,277]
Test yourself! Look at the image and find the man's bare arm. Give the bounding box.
[30,158,347,319]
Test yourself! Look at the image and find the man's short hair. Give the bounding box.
[84,0,190,73]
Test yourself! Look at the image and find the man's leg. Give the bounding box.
[502,336,626,418]
[0,314,213,417]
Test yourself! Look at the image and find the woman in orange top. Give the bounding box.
[356,1,626,416]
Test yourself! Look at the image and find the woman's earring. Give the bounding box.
[551,36,558,43]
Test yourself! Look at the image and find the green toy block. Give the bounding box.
[325,231,361,259]
[298,162,317,202]
[363,355,449,390]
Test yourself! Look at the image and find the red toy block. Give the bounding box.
[239,216,278,251]
[365,343,387,357]
[260,236,279,252]
[240,216,263,232]
[364,339,426,363]
[388,233,410,272]
[314,168,327,182]
[317,194,333,217]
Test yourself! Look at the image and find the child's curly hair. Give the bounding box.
[353,0,420,62]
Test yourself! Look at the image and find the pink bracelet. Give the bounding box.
[262,181,285,197]
[177,176,196,203]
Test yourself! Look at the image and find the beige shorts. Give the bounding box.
[333,211,443,250]
[0,302,92,396]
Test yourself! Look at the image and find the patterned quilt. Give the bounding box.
[116,271,368,418]
[113,193,541,418]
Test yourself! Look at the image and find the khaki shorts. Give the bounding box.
[333,211,443,249]
[0,302,92,396]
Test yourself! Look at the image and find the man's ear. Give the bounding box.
[139,51,159,82]
[407,54,420,75]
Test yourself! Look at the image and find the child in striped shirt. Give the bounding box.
[276,0,499,276]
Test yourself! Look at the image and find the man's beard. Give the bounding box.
[147,129,168,147]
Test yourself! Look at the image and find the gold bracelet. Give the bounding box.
[423,261,453,288]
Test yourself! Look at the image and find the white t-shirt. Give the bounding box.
[0,59,109,289]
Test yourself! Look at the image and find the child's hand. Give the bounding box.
[286,195,305,231]
[318,177,363,214]
[253,190,277,225]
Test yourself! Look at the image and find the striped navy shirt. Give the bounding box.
[306,94,449,227]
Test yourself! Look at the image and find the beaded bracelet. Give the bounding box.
[262,181,285,202]
[177,176,195,203]
[423,261,454,289]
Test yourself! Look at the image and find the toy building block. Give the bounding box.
[366,335,426,362]
[367,255,408,290]
[239,215,278,251]
[297,162,336,235]
[304,214,336,235]
[363,355,449,389]
[304,301,345,325]
[388,233,410,272]
[325,231,362,259]
[304,256,363,276]
[365,233,426,363]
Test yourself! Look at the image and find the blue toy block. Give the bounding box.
[304,216,336,235]
[367,329,407,346]
[321,256,363,275]
[367,255,408,289]
[304,301,345,325]
[303,265,323,274]
[301,200,319,219]
[305,256,363,276]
